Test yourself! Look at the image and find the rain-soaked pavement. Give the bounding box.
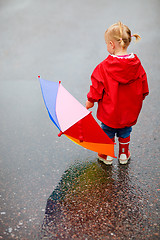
[0,0,160,239]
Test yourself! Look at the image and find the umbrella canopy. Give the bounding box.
[39,77,115,157]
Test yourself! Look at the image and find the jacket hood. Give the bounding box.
[104,54,142,84]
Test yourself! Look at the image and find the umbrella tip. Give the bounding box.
[38,76,40,78]
[58,131,63,137]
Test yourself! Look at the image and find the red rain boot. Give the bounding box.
[118,136,131,164]
[98,138,115,165]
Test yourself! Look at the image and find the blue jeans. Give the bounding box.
[101,123,132,139]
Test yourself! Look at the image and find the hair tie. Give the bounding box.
[119,38,122,41]
[131,35,134,37]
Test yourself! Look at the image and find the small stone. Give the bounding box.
[19,220,23,225]
[1,212,6,215]
[8,228,12,233]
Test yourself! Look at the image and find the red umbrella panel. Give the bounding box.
[39,77,115,157]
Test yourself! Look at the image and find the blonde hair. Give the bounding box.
[105,21,141,49]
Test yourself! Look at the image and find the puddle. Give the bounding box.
[40,160,159,239]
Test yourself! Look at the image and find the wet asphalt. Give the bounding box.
[0,0,160,239]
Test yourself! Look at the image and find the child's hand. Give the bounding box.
[86,100,94,109]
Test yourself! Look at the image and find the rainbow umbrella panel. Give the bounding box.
[39,77,115,157]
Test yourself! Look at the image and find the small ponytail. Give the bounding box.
[131,34,141,42]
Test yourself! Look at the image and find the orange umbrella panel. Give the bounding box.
[65,135,115,158]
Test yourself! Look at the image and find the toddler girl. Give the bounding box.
[86,21,149,165]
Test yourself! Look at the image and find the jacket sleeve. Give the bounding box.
[87,64,105,103]
[141,70,149,100]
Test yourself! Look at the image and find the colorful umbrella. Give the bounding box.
[38,77,115,157]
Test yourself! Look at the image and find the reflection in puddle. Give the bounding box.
[41,160,152,239]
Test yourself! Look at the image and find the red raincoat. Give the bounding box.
[87,54,149,128]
